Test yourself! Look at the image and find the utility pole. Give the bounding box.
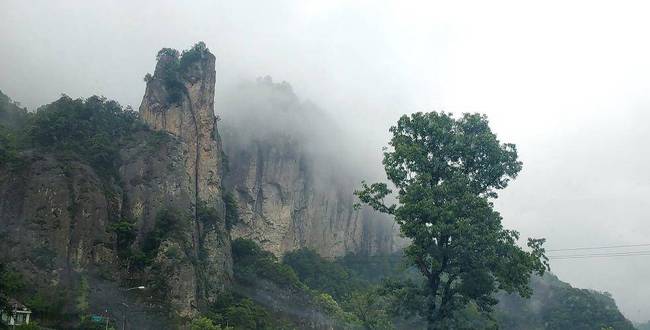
[121,286,145,330]
[122,303,126,330]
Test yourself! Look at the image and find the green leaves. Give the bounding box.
[28,95,143,179]
[231,238,303,290]
[354,181,395,214]
[153,42,211,104]
[356,111,546,327]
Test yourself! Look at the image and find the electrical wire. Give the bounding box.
[546,243,650,252]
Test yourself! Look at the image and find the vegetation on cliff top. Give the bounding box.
[151,42,211,104]
[0,92,146,180]
[0,87,637,329]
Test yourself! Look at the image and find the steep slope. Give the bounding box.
[0,43,232,327]
[496,273,635,330]
[219,77,403,257]
[136,42,232,315]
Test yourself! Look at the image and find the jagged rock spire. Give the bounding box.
[139,42,231,317]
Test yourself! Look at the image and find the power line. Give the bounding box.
[546,243,650,252]
[548,250,650,260]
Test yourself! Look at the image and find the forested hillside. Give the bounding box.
[0,48,637,329]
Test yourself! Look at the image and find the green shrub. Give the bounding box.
[231,238,303,290]
[206,292,292,330]
[15,322,41,330]
[190,316,230,330]
[223,192,239,231]
[110,219,136,257]
[138,208,190,267]
[283,248,361,300]
[179,42,209,72]
[197,201,220,229]
[153,42,211,104]
[0,125,25,171]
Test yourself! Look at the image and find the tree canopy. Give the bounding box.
[355,112,548,328]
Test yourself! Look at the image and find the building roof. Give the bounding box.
[5,297,30,312]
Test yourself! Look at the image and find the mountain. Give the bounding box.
[219,77,403,258]
[0,43,232,327]
[496,273,635,330]
[0,42,400,328]
[0,43,637,329]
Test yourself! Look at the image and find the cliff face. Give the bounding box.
[219,78,403,258]
[224,136,401,258]
[139,47,224,207]
[138,44,232,315]
[0,45,232,322]
[0,47,402,327]
[0,156,118,276]
[0,134,229,320]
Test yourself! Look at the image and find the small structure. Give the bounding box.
[1,298,32,326]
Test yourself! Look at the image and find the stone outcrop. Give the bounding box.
[0,126,231,320]
[0,155,118,278]
[224,135,402,258]
[0,45,402,326]
[219,78,404,258]
[139,46,224,207]
[138,43,232,316]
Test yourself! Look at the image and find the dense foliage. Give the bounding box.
[29,95,143,178]
[356,112,548,328]
[205,292,295,330]
[0,90,640,329]
[109,218,137,258]
[227,239,396,329]
[190,316,231,330]
[496,274,635,330]
[0,125,24,171]
[231,238,303,290]
[223,192,239,230]
[152,42,211,104]
[138,208,191,267]
[0,90,28,170]
[283,248,361,300]
[197,200,221,230]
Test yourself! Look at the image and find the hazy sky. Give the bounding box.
[2,0,650,322]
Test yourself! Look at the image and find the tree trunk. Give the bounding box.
[426,276,441,330]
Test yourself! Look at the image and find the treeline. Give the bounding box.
[0,90,146,180]
[0,91,637,330]
[191,239,635,330]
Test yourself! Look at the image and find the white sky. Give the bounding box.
[2,0,649,322]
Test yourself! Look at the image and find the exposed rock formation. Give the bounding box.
[0,46,402,326]
[0,44,233,322]
[138,43,232,316]
[139,45,224,207]
[0,156,118,277]
[224,135,402,258]
[219,78,404,258]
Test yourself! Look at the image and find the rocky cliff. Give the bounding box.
[224,133,401,258]
[219,78,403,258]
[0,43,233,324]
[0,45,401,327]
[137,42,232,315]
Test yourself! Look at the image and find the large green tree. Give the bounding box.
[355,112,548,329]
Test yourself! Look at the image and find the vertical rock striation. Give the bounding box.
[138,43,231,316]
[219,78,405,258]
[224,136,402,258]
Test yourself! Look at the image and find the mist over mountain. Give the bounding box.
[2,1,650,328]
[0,43,639,329]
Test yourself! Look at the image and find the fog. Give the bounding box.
[2,0,650,322]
